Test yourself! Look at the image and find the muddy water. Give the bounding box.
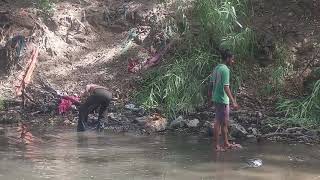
[0,126,319,180]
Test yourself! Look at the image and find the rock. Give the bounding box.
[290,46,298,53]
[144,113,167,132]
[125,103,144,114]
[169,115,186,129]
[133,116,148,126]
[203,121,212,128]
[125,103,135,109]
[255,111,263,119]
[246,134,257,143]
[108,112,122,122]
[248,127,259,136]
[305,130,318,138]
[252,128,259,136]
[230,123,248,139]
[186,119,200,128]
[203,121,213,136]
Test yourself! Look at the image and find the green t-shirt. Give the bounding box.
[210,64,230,104]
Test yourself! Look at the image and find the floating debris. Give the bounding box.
[246,158,263,168]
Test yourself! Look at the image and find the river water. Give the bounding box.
[0,125,319,180]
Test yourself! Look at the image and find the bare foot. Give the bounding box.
[223,142,242,150]
[215,145,226,152]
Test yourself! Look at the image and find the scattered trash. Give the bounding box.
[58,96,80,114]
[128,40,174,73]
[7,35,26,57]
[288,155,305,162]
[124,103,145,115]
[246,158,263,168]
[125,103,136,110]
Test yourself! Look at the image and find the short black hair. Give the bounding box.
[216,48,234,61]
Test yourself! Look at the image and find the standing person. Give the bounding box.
[77,84,112,132]
[208,49,241,151]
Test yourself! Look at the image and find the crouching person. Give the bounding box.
[77,84,112,132]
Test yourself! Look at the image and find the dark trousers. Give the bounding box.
[77,89,112,131]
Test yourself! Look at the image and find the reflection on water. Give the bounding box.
[0,126,319,180]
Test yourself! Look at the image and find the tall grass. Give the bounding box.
[35,0,55,18]
[259,42,293,95]
[277,80,320,127]
[136,49,219,118]
[0,97,4,111]
[135,0,256,118]
[195,0,255,57]
[194,0,256,92]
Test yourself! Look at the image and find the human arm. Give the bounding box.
[224,85,239,109]
[221,67,239,109]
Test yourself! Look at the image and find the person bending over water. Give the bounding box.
[77,84,112,132]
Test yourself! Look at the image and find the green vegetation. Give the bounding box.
[259,42,293,95]
[35,0,55,17]
[276,80,320,127]
[270,43,320,127]
[0,97,5,111]
[136,49,219,117]
[136,0,256,118]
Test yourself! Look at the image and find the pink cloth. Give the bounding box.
[58,96,80,114]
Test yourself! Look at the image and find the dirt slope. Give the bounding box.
[0,0,168,101]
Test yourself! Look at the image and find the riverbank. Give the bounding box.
[1,99,320,145]
[0,0,319,145]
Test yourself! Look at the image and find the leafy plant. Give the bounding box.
[35,0,55,18]
[135,0,256,118]
[136,49,218,118]
[0,97,5,111]
[277,80,320,126]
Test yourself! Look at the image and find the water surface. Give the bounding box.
[0,126,319,180]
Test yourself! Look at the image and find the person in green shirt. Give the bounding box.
[208,49,241,151]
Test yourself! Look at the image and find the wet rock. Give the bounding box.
[124,103,145,116]
[124,104,145,113]
[202,121,213,136]
[0,111,21,124]
[203,121,212,128]
[169,116,186,129]
[248,127,259,136]
[305,130,318,138]
[108,112,121,122]
[144,113,167,132]
[230,123,248,139]
[186,119,200,128]
[133,116,148,126]
[246,134,258,143]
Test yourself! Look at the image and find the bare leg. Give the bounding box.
[221,120,231,148]
[222,120,242,150]
[214,120,224,151]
